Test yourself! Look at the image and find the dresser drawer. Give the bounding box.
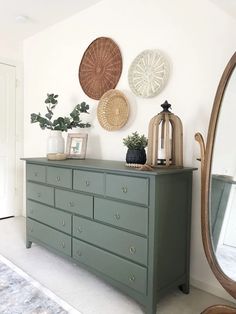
[27,218,71,257]
[73,170,104,195]
[105,174,149,205]
[27,182,54,206]
[73,238,147,294]
[27,200,72,234]
[26,164,46,183]
[73,216,147,265]
[94,198,148,236]
[55,189,93,218]
[47,166,72,189]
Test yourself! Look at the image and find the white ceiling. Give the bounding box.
[0,0,102,48]
[0,0,235,54]
[210,0,236,19]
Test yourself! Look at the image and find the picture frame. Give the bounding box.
[66,133,88,159]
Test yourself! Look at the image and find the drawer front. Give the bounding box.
[27,218,71,256]
[27,182,54,206]
[73,216,147,265]
[27,200,72,234]
[73,238,147,294]
[94,198,148,236]
[47,166,72,189]
[55,189,93,218]
[26,164,46,183]
[105,174,149,205]
[73,170,104,195]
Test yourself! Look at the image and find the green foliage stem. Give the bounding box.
[30,93,91,131]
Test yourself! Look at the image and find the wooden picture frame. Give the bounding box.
[66,133,88,159]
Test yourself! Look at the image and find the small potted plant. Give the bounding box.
[30,93,91,154]
[123,131,148,164]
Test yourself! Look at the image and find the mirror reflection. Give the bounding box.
[210,66,236,281]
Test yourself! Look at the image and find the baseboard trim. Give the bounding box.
[191,277,236,304]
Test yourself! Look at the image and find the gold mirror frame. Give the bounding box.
[196,51,236,313]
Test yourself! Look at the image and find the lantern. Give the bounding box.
[147,101,183,167]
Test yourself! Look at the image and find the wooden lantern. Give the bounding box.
[147,101,183,167]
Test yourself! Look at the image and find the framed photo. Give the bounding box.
[66,133,88,159]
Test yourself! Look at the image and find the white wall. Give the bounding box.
[23,0,236,302]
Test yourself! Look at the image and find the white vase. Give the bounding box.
[47,130,65,154]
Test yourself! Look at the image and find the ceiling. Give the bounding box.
[0,0,235,54]
[0,0,103,49]
[210,0,236,19]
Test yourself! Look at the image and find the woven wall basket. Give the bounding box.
[79,37,122,100]
[97,89,129,131]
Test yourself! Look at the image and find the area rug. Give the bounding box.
[0,254,81,314]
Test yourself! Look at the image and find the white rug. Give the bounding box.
[0,254,81,314]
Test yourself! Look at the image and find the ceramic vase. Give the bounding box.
[47,130,65,154]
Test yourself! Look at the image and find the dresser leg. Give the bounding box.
[179,282,190,294]
[26,240,32,248]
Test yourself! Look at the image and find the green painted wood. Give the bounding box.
[106,174,149,205]
[73,216,147,265]
[27,182,54,206]
[27,218,71,256]
[55,189,93,218]
[73,170,104,195]
[22,157,196,176]
[23,158,195,314]
[94,197,148,235]
[72,238,147,294]
[155,173,192,293]
[27,200,72,234]
[26,164,46,183]
[47,166,72,189]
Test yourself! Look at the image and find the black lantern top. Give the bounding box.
[161,100,172,113]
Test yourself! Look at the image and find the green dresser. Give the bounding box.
[23,157,195,314]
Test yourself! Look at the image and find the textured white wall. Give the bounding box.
[23,0,236,302]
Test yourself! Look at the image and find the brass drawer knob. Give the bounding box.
[61,220,65,226]
[37,192,41,198]
[61,241,65,248]
[129,274,135,282]
[77,226,82,233]
[77,250,82,256]
[122,186,128,193]
[56,176,61,182]
[85,180,90,187]
[129,246,136,255]
[69,201,74,207]
[114,212,120,220]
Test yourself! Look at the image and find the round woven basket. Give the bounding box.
[79,37,122,100]
[97,89,129,131]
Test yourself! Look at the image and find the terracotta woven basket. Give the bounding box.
[97,89,129,131]
[79,37,122,100]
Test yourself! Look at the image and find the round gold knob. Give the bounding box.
[61,220,65,226]
[77,226,82,233]
[61,241,65,248]
[114,212,120,220]
[129,246,136,255]
[85,180,90,187]
[77,250,82,256]
[122,186,128,193]
[69,201,74,207]
[56,176,61,182]
[129,274,135,282]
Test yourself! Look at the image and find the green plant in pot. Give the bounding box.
[30,93,91,154]
[123,131,148,164]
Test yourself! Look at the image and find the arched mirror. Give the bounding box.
[196,52,236,313]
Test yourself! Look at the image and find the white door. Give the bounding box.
[0,63,16,218]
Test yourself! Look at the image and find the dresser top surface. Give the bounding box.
[22,157,196,176]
